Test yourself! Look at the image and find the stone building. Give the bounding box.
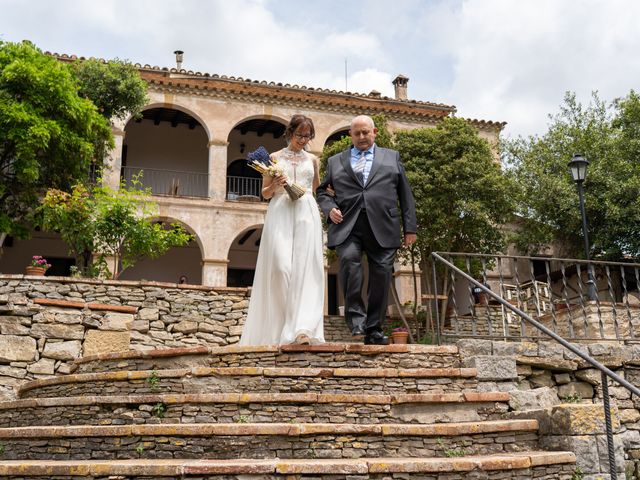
[0,53,504,314]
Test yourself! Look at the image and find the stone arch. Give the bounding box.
[0,230,74,276]
[118,217,205,285]
[122,105,210,198]
[324,126,351,146]
[226,116,289,201]
[226,224,264,287]
[228,114,290,133]
[123,102,211,142]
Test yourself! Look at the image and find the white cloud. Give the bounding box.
[3,0,639,139]
[429,0,640,138]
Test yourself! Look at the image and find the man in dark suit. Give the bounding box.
[317,115,417,345]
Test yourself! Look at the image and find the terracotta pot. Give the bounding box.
[25,266,46,276]
[391,331,409,344]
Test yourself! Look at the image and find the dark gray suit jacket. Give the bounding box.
[316,146,417,249]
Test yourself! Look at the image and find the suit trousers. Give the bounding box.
[336,210,397,334]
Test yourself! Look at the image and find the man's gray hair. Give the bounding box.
[350,115,375,130]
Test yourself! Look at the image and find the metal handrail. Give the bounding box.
[432,251,639,479]
[434,250,640,268]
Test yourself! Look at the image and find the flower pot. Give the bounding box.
[25,266,46,276]
[391,331,409,344]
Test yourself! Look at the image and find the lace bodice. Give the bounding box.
[273,148,316,192]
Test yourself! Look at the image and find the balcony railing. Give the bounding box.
[226,176,265,202]
[428,252,640,343]
[121,166,208,198]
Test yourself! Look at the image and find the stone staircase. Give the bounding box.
[0,343,577,479]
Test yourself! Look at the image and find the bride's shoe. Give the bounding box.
[295,334,311,345]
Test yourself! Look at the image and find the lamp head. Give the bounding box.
[568,154,589,183]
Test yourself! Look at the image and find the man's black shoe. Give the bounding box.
[364,331,390,345]
[352,325,365,336]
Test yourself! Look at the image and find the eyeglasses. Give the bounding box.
[294,133,312,140]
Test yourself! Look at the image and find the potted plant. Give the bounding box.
[26,255,51,276]
[391,327,410,344]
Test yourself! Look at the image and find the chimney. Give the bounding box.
[173,50,184,70]
[392,74,409,100]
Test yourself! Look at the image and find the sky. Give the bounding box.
[1,0,638,140]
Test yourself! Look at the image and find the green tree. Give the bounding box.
[0,40,112,238]
[504,91,640,261]
[39,185,96,274]
[71,57,148,122]
[396,117,514,327]
[397,117,514,260]
[40,179,192,279]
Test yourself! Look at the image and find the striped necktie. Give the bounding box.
[354,150,366,182]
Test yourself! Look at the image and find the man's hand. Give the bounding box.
[329,207,343,224]
[403,233,417,247]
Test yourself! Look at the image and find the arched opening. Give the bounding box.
[123,107,209,198]
[226,118,287,202]
[325,128,350,146]
[118,218,204,284]
[227,226,262,287]
[226,159,262,199]
[0,230,74,275]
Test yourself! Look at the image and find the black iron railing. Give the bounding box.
[428,252,640,343]
[121,166,209,198]
[431,252,640,479]
[226,176,265,202]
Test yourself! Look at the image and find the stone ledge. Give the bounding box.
[34,298,138,314]
[73,344,460,367]
[463,391,510,402]
[333,367,477,378]
[75,345,211,364]
[0,390,510,410]
[0,274,249,294]
[0,452,576,476]
[0,420,538,439]
[517,355,578,371]
[380,419,538,436]
[18,366,479,395]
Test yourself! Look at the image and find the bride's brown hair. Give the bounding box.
[284,114,315,141]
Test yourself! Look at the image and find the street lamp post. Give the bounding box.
[568,154,597,301]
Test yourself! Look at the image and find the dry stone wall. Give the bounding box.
[458,338,640,478]
[0,275,250,400]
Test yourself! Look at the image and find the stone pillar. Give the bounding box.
[393,261,422,306]
[208,140,229,201]
[95,255,118,279]
[103,126,125,190]
[202,258,229,287]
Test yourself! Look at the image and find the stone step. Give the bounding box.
[0,420,540,460]
[0,391,511,427]
[0,452,577,479]
[324,314,362,343]
[19,366,479,399]
[72,344,462,374]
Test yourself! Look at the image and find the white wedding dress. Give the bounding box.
[239,148,325,345]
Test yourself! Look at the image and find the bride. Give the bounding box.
[239,114,325,345]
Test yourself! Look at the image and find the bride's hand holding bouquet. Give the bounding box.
[247,147,305,201]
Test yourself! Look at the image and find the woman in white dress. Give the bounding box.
[239,115,325,345]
